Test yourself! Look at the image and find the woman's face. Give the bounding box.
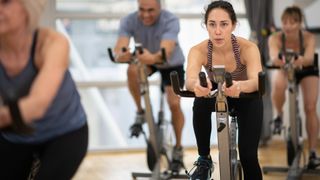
[281,17,301,36]
[0,0,28,34]
[206,8,235,48]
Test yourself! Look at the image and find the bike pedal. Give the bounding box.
[129,124,143,138]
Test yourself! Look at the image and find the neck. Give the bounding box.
[284,30,300,42]
[214,37,233,54]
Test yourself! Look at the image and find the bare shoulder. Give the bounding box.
[236,36,259,52]
[189,39,208,64]
[236,36,261,65]
[303,30,315,43]
[190,40,208,56]
[268,31,281,41]
[35,28,69,66]
[37,28,69,51]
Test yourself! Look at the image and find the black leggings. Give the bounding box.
[193,97,263,180]
[0,124,88,180]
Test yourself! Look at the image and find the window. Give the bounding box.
[52,0,250,150]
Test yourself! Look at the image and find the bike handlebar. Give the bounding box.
[266,53,319,70]
[199,72,208,88]
[278,52,298,61]
[107,45,167,64]
[170,71,266,98]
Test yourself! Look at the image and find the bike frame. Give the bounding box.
[170,66,265,180]
[262,52,320,179]
[107,46,188,179]
[213,66,234,180]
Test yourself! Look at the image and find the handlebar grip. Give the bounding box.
[279,51,299,61]
[135,44,143,54]
[170,71,196,97]
[199,72,208,87]
[121,47,127,52]
[225,72,232,88]
[170,71,181,95]
[278,53,282,60]
[258,71,266,96]
[107,48,115,62]
[161,48,167,63]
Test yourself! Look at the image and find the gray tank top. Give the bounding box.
[0,30,86,143]
[204,34,247,82]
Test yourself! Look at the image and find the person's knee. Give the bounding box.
[304,103,317,116]
[167,96,180,110]
[272,82,286,94]
[127,65,138,79]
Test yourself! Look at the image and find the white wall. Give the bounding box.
[273,0,320,29]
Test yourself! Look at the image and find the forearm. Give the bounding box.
[153,51,164,64]
[0,106,10,127]
[186,77,197,92]
[238,78,258,93]
[19,95,50,123]
[300,55,314,66]
[0,95,48,128]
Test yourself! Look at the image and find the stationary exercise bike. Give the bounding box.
[262,51,320,179]
[170,65,265,180]
[108,45,188,179]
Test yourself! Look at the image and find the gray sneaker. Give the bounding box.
[129,111,145,138]
[307,152,320,170]
[134,111,146,124]
[170,146,184,174]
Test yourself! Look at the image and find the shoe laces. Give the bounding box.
[172,146,183,161]
[273,116,283,134]
[186,157,213,178]
[134,111,145,125]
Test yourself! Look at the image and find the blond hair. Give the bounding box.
[20,0,47,31]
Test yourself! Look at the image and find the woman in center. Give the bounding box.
[186,1,263,179]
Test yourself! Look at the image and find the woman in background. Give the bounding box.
[268,5,319,169]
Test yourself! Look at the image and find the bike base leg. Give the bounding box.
[263,166,289,174]
[132,172,189,180]
[263,166,320,179]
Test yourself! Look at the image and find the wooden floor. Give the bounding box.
[73,140,320,180]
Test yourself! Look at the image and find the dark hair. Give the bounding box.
[203,0,237,25]
[281,6,303,23]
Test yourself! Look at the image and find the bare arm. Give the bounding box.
[114,36,131,62]
[138,39,176,65]
[241,42,263,93]
[20,29,70,123]
[268,33,284,66]
[300,32,316,66]
[186,43,212,96]
[160,39,176,62]
[138,16,180,65]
